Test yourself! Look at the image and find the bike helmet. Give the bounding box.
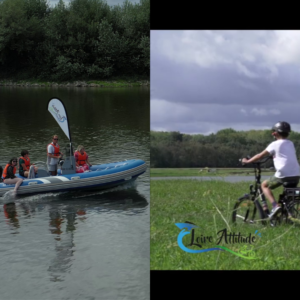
[272,121,291,133]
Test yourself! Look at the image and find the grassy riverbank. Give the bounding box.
[151,180,300,270]
[150,168,274,177]
[0,78,150,88]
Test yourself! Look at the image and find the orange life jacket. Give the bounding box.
[47,143,60,157]
[20,156,30,171]
[77,151,87,165]
[2,164,16,179]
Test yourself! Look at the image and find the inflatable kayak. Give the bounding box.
[0,159,147,197]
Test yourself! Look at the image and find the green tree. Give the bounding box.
[0,0,149,80]
[0,0,48,75]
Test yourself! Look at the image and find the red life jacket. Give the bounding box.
[47,143,60,157]
[20,156,30,171]
[77,151,87,165]
[2,164,16,179]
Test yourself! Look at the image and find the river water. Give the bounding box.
[0,86,149,300]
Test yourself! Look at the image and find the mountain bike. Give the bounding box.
[231,156,300,226]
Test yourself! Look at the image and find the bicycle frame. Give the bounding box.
[245,156,271,216]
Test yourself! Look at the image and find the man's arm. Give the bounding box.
[47,146,61,159]
[242,150,270,164]
[19,159,27,171]
[21,163,28,171]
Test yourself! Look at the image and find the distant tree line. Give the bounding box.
[151,129,300,168]
[0,0,149,81]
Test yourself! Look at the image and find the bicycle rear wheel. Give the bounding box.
[286,201,300,225]
[232,194,267,225]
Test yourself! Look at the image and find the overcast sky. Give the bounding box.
[49,0,138,6]
[151,30,300,135]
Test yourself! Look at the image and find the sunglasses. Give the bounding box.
[53,138,58,140]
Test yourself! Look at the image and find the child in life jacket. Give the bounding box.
[74,145,92,173]
[19,150,38,178]
[2,157,23,193]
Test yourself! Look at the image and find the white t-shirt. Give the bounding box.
[266,139,300,178]
[47,143,59,165]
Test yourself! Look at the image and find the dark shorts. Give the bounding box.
[19,170,26,177]
[265,176,300,189]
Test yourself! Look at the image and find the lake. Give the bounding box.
[0,86,149,300]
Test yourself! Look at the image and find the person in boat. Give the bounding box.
[2,157,23,193]
[74,145,92,173]
[47,135,63,176]
[19,150,38,178]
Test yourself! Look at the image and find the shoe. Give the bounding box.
[262,205,270,215]
[268,205,281,219]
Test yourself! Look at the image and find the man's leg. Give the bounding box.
[262,176,282,217]
[53,164,57,176]
[48,164,57,176]
[261,180,278,207]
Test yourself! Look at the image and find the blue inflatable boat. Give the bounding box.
[0,159,147,197]
[0,98,147,198]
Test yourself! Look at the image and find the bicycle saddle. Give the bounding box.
[283,181,298,188]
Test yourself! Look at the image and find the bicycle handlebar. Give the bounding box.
[239,155,272,166]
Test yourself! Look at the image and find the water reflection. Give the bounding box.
[49,210,65,236]
[48,207,76,282]
[3,203,19,229]
[2,189,148,282]
[46,189,148,282]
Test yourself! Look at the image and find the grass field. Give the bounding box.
[151,179,300,270]
[150,168,274,177]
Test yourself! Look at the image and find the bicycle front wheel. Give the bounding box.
[232,194,267,225]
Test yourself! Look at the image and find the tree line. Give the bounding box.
[150,129,300,168]
[0,0,149,81]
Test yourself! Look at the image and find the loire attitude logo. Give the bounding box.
[175,222,261,259]
[50,105,67,123]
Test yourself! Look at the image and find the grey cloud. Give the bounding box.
[151,30,300,134]
[151,100,299,126]
[151,54,300,107]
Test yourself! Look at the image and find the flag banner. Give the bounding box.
[47,98,71,141]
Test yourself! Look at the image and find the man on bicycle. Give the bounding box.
[242,121,300,219]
